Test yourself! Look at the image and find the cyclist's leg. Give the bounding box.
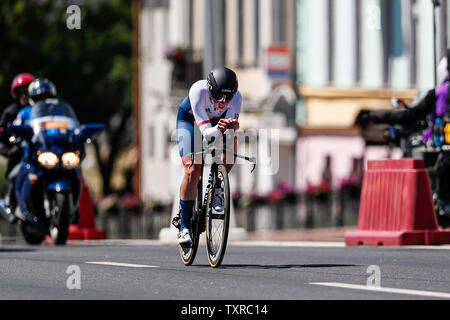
[179,164,201,230]
[176,108,202,230]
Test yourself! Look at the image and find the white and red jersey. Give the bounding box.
[184,80,242,140]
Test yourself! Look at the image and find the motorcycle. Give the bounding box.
[384,99,450,227]
[354,98,450,227]
[0,100,104,245]
[384,98,428,158]
[426,115,450,228]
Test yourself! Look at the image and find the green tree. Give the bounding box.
[0,0,133,196]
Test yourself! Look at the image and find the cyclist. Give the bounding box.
[0,73,35,222]
[176,67,242,246]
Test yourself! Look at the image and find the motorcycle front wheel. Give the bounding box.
[49,192,71,245]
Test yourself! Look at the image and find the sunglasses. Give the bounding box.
[210,91,234,103]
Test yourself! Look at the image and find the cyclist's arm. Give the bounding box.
[224,91,242,131]
[190,86,221,140]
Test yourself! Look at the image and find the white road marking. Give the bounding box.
[230,241,346,247]
[85,261,159,268]
[310,282,450,299]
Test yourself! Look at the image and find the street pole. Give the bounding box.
[132,0,141,200]
[204,0,214,77]
[203,0,225,77]
[432,0,441,88]
[292,0,299,189]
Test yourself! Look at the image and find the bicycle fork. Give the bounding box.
[198,164,216,233]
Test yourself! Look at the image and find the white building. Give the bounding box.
[295,0,449,191]
[135,0,449,201]
[137,0,298,203]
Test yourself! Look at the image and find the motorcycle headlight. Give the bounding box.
[61,152,80,169]
[37,152,59,169]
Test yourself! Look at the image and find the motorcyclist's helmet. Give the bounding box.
[28,78,57,105]
[10,73,35,99]
[207,67,238,103]
[437,52,449,86]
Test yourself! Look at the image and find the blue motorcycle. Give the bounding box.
[0,100,104,245]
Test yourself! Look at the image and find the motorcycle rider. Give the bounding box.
[0,78,58,224]
[360,50,450,224]
[14,78,58,126]
[14,78,81,225]
[0,73,35,223]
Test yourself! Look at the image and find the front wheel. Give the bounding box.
[205,164,230,268]
[49,193,71,245]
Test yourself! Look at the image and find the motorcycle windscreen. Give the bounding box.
[29,116,79,137]
[29,100,80,137]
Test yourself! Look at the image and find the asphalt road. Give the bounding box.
[1,239,450,302]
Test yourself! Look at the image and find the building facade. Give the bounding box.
[136,0,450,201]
[137,0,297,202]
[295,0,449,191]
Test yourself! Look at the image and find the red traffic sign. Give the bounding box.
[264,46,292,76]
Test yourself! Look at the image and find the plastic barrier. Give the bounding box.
[67,180,106,240]
[345,158,450,246]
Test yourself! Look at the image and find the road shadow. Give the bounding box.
[196,264,361,270]
[0,248,36,253]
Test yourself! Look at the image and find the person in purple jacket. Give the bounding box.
[362,49,450,225]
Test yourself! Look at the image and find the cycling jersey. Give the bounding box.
[176,80,242,165]
[181,80,242,140]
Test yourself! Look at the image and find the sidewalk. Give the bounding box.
[245,226,355,242]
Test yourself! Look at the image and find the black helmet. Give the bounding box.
[28,78,57,104]
[207,67,238,102]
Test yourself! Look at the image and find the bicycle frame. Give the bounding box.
[194,161,217,234]
[177,137,256,266]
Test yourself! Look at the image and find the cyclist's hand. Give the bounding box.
[217,119,230,132]
[227,119,240,131]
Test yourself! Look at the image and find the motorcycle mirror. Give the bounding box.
[78,123,105,142]
[7,124,34,142]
